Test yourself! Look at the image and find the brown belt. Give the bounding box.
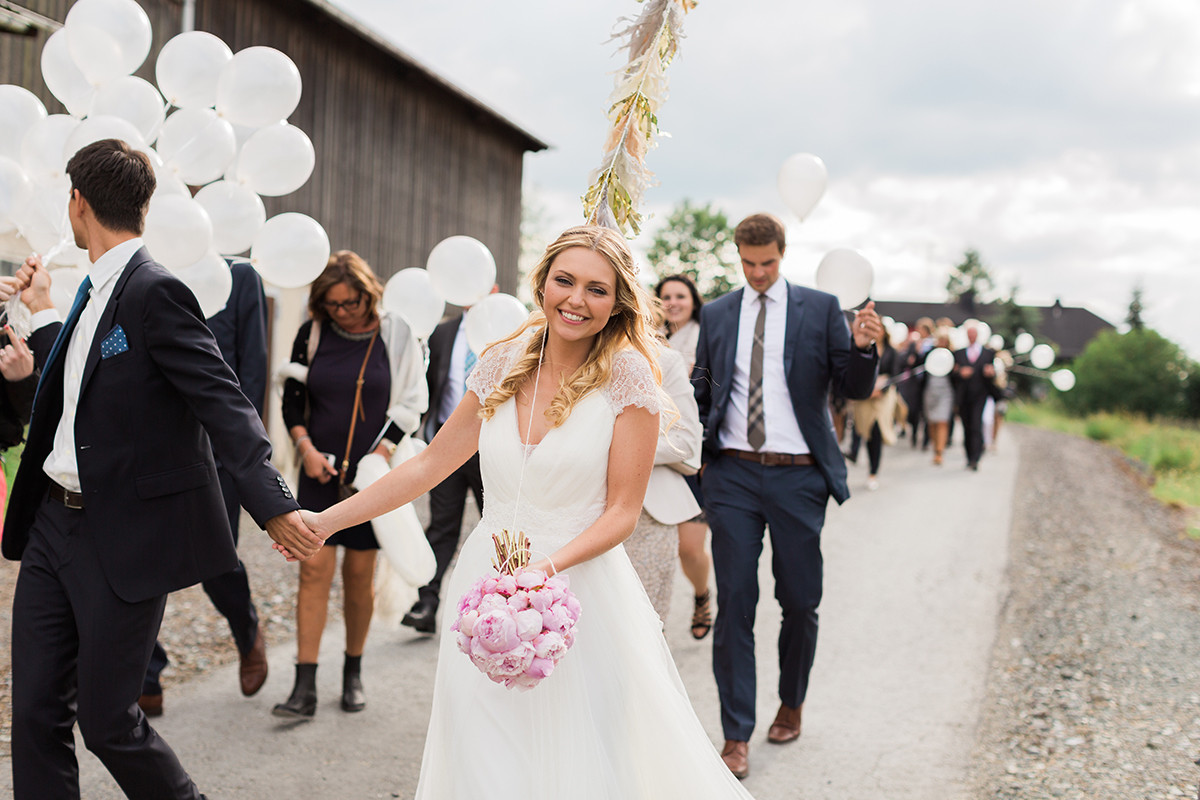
[720,449,815,467]
[48,480,85,510]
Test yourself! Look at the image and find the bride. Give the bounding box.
[298,226,755,798]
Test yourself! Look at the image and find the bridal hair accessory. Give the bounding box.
[451,327,579,690]
[451,529,580,691]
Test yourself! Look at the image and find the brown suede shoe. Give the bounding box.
[720,740,749,779]
[138,693,163,718]
[767,703,803,744]
[239,625,269,697]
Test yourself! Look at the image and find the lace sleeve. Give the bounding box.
[466,337,523,401]
[608,349,666,416]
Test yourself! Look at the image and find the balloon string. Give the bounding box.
[509,326,547,536]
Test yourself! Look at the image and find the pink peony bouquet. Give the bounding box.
[451,530,580,690]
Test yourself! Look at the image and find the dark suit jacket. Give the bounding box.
[206,259,268,416]
[2,247,298,603]
[420,315,462,442]
[952,345,998,404]
[693,282,878,505]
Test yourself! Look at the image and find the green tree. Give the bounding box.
[645,200,739,300]
[1125,284,1145,331]
[1061,328,1192,418]
[945,249,995,308]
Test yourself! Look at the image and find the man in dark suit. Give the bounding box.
[141,259,273,715]
[402,312,485,633]
[952,321,997,471]
[5,139,321,800]
[692,213,882,779]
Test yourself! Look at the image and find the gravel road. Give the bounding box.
[1,425,1198,798]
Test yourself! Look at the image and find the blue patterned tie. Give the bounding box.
[463,347,477,391]
[33,276,92,404]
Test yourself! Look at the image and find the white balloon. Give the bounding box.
[426,236,497,307]
[62,115,148,164]
[174,252,233,318]
[924,347,955,378]
[814,248,873,309]
[1030,343,1056,370]
[48,266,88,314]
[234,123,315,196]
[987,333,1006,351]
[777,153,827,221]
[216,47,303,128]
[146,148,189,198]
[40,30,96,117]
[143,194,214,270]
[11,179,70,255]
[1014,332,1035,354]
[90,77,167,144]
[0,157,33,235]
[464,293,528,355]
[382,268,445,339]
[156,108,237,186]
[194,180,266,256]
[155,31,233,110]
[63,0,152,86]
[20,115,79,181]
[1050,369,1076,392]
[0,86,47,162]
[250,212,330,289]
[887,320,909,350]
[970,321,992,348]
[949,326,969,351]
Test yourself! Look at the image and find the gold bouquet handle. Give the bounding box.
[491,529,531,576]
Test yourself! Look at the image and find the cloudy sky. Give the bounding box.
[333,0,1200,357]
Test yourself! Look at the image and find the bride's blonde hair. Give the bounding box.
[478,225,663,427]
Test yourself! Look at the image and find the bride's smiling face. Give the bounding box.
[540,247,617,344]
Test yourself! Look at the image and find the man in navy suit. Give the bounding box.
[692,213,882,779]
[5,139,322,800]
[952,321,998,471]
[141,259,273,715]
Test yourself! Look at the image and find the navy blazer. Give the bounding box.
[692,282,878,505]
[2,248,298,603]
[420,314,462,442]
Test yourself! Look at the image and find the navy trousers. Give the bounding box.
[418,452,484,609]
[704,455,828,742]
[12,495,202,799]
[144,468,258,695]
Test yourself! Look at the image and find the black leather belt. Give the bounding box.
[720,449,815,467]
[48,480,85,510]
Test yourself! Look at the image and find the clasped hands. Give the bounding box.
[266,509,335,562]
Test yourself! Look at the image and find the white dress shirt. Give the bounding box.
[43,238,143,492]
[718,277,810,454]
[436,318,470,425]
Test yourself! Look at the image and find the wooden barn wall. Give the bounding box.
[1,0,529,292]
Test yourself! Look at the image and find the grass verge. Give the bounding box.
[1008,401,1200,538]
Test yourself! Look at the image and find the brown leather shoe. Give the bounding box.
[138,693,163,717]
[767,703,803,744]
[239,625,269,697]
[720,740,749,779]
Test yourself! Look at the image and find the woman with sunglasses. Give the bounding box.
[273,250,427,719]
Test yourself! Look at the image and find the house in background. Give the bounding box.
[0,0,548,291]
[872,298,1114,360]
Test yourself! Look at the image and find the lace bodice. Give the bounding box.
[466,330,666,417]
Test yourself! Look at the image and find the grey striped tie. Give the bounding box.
[747,293,767,450]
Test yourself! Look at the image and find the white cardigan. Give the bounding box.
[642,346,702,525]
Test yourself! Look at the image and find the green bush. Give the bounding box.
[1062,329,1194,419]
[1085,417,1122,441]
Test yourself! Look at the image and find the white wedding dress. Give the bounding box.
[414,338,754,799]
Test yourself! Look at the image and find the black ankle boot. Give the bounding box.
[272,663,317,719]
[341,653,365,712]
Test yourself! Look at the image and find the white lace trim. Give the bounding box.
[466,335,528,401]
[465,334,665,418]
[481,499,607,549]
[606,349,666,416]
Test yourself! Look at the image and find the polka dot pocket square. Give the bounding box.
[100,325,129,359]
